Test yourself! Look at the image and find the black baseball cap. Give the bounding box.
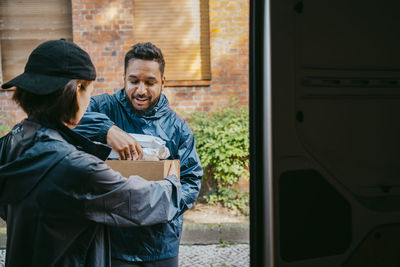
[1,39,96,95]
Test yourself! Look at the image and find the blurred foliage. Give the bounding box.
[0,114,12,136]
[186,100,249,215]
[205,187,249,215]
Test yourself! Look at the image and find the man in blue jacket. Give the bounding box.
[75,42,203,267]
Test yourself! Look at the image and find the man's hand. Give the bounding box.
[107,125,143,160]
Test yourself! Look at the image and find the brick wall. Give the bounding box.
[0,42,25,126]
[0,41,25,125]
[0,91,25,125]
[71,0,135,95]
[0,0,249,124]
[166,0,249,113]
[0,42,2,85]
[70,0,249,113]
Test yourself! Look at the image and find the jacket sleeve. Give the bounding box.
[74,96,114,144]
[81,157,182,227]
[0,135,8,221]
[177,122,203,215]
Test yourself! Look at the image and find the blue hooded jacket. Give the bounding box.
[75,89,203,261]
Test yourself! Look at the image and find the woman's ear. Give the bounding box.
[76,82,87,95]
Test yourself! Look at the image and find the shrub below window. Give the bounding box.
[205,187,249,215]
[186,100,249,215]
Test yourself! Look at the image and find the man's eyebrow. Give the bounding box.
[127,75,157,80]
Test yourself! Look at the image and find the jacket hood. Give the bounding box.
[117,89,171,120]
[0,120,70,204]
[0,119,111,204]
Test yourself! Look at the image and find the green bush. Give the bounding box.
[205,187,249,215]
[0,125,10,137]
[186,100,249,214]
[0,114,12,137]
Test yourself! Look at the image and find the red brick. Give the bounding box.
[3,0,249,122]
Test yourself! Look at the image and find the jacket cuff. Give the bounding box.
[99,120,115,144]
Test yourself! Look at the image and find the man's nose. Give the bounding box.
[136,82,146,94]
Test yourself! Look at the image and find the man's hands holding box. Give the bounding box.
[105,128,179,181]
[107,125,143,160]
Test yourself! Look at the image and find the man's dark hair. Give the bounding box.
[12,79,90,125]
[124,42,165,77]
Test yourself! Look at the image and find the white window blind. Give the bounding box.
[0,0,72,83]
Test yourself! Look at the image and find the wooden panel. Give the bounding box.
[133,0,211,81]
[0,0,72,82]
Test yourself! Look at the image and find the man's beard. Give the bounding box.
[131,94,161,113]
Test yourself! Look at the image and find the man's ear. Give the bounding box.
[161,76,166,90]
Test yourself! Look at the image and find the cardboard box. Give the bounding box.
[106,160,180,181]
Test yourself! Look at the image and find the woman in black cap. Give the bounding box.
[0,40,181,267]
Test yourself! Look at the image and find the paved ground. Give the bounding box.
[179,244,249,267]
[0,223,249,267]
[0,244,249,267]
[0,250,4,266]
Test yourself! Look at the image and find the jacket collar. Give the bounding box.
[117,89,171,119]
[28,116,111,161]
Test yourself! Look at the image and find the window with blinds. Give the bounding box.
[0,0,72,83]
[133,0,211,81]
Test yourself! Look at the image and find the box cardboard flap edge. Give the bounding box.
[106,160,180,181]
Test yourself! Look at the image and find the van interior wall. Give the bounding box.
[271,0,400,266]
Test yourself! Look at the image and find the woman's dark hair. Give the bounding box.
[124,42,165,76]
[12,79,91,125]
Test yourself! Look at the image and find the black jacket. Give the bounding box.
[0,119,181,267]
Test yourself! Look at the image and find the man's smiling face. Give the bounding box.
[124,59,164,111]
